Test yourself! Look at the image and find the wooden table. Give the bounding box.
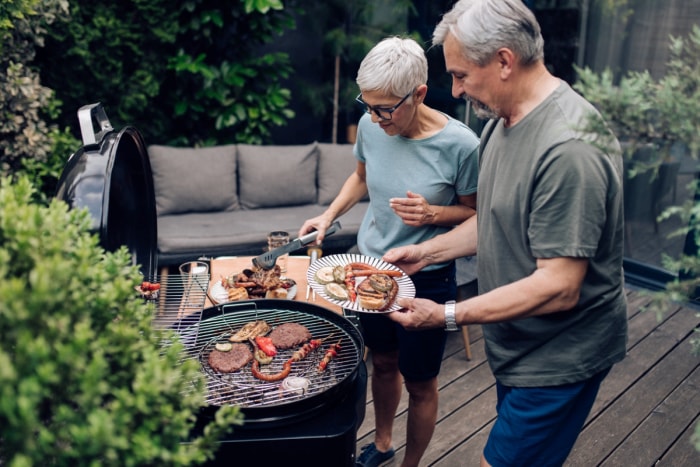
[207,255,342,313]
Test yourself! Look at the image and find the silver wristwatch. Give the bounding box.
[444,300,458,331]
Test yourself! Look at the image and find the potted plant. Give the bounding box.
[574,25,700,244]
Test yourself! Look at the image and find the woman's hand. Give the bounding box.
[298,215,334,244]
[390,191,435,226]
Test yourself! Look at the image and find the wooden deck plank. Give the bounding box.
[355,288,700,466]
[655,414,700,466]
[600,365,700,466]
[567,333,699,465]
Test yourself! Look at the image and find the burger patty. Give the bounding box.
[269,323,311,349]
[207,343,253,373]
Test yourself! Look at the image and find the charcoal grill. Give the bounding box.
[171,299,364,426]
[56,103,367,466]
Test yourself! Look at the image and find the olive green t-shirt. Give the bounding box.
[477,81,628,387]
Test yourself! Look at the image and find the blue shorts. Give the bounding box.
[358,263,456,382]
[483,368,611,467]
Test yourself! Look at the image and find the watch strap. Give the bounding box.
[444,300,458,331]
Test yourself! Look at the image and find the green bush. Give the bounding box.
[0,176,243,466]
[35,0,298,146]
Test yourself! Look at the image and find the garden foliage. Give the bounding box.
[35,0,298,146]
[0,177,243,466]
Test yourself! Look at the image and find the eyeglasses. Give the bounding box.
[355,90,413,121]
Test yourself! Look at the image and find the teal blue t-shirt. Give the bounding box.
[354,112,479,270]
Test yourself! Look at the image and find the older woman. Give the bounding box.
[299,36,479,467]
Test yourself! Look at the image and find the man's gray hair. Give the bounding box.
[356,36,428,97]
[433,0,544,66]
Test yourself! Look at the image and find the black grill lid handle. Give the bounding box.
[78,103,114,146]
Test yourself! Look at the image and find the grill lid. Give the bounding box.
[55,103,157,277]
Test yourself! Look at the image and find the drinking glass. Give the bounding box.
[267,231,290,273]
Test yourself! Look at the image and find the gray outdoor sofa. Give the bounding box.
[148,142,368,269]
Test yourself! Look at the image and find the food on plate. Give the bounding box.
[221,264,296,300]
[313,260,406,310]
[269,322,312,349]
[368,273,395,292]
[318,340,342,372]
[324,282,349,301]
[314,266,336,284]
[207,343,252,373]
[342,264,358,302]
[332,265,346,283]
[229,320,271,342]
[265,287,288,299]
[357,273,399,310]
[227,287,249,301]
[251,359,291,382]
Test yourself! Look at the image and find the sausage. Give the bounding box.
[251,359,292,382]
[347,262,374,271]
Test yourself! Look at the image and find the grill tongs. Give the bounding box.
[252,221,341,270]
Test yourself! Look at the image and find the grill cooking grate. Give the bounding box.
[147,273,209,330]
[175,302,363,408]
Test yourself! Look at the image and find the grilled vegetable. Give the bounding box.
[254,348,273,365]
[215,342,233,352]
[324,282,350,301]
[332,265,346,283]
[314,266,336,284]
[255,336,277,357]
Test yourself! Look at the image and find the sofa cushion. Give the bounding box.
[237,143,318,209]
[317,143,358,205]
[156,201,369,264]
[148,144,239,215]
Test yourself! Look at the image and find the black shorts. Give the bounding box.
[358,263,457,382]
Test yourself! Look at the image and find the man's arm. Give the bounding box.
[382,215,477,275]
[390,256,588,329]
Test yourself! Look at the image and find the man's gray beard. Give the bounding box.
[467,97,499,120]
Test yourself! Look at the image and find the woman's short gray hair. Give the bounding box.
[433,0,544,66]
[356,36,428,97]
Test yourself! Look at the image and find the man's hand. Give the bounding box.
[388,297,445,330]
[382,244,429,276]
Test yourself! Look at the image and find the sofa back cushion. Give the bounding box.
[148,144,239,215]
[317,143,363,205]
[237,143,319,209]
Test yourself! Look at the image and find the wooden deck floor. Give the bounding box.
[355,286,700,466]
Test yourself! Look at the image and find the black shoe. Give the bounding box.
[356,442,395,467]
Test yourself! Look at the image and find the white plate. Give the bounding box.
[209,280,297,305]
[307,253,415,313]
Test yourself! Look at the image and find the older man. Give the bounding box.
[383,1,628,466]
